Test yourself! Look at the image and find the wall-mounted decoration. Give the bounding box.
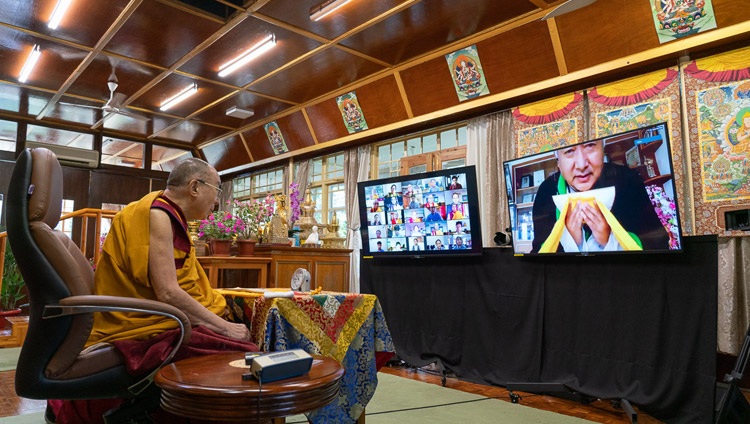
[683,46,750,235]
[264,121,288,155]
[650,0,717,44]
[445,45,489,101]
[512,92,584,157]
[695,83,750,202]
[336,91,368,134]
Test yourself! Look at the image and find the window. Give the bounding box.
[27,125,94,150]
[307,153,346,232]
[373,123,467,178]
[55,199,75,238]
[232,167,284,201]
[151,145,192,172]
[0,120,17,153]
[102,138,145,168]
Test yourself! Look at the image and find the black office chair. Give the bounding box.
[6,147,191,422]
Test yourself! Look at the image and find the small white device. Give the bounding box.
[246,349,313,383]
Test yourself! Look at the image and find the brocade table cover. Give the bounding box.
[218,289,395,424]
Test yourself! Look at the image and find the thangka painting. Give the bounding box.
[264,121,288,155]
[445,45,489,101]
[336,91,368,134]
[512,92,585,157]
[594,99,672,138]
[695,82,750,203]
[516,119,578,157]
[650,0,717,44]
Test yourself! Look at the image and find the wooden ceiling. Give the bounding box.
[1,0,749,174]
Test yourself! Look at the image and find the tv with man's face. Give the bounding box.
[357,165,482,257]
[502,122,683,256]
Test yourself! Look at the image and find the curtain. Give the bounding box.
[466,110,514,247]
[344,145,371,293]
[294,159,312,200]
[717,236,750,355]
[218,181,232,211]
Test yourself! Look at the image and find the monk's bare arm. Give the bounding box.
[148,209,251,341]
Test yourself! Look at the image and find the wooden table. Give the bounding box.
[155,352,343,423]
[197,256,272,289]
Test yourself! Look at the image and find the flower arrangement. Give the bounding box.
[645,184,681,249]
[288,182,301,225]
[199,210,243,240]
[233,195,275,240]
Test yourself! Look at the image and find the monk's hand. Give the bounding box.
[564,201,585,245]
[580,202,610,247]
[224,322,252,342]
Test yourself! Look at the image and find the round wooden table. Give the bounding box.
[155,352,343,423]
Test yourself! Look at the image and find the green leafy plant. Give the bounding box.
[2,240,25,311]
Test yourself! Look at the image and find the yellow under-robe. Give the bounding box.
[86,191,226,346]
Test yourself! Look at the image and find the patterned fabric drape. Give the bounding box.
[588,69,678,106]
[466,110,514,246]
[717,237,750,355]
[513,92,586,157]
[683,46,750,82]
[345,145,370,293]
[512,92,583,124]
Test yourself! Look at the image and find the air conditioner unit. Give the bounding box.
[26,142,99,169]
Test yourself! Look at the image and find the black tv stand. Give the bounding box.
[506,382,639,424]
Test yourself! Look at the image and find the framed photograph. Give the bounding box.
[520,175,531,188]
[532,169,545,186]
[521,193,535,204]
[625,145,641,168]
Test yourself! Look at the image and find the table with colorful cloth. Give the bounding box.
[216,288,395,424]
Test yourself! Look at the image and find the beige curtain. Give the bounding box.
[466,110,515,247]
[717,236,750,355]
[294,159,312,200]
[344,145,371,293]
[218,181,232,211]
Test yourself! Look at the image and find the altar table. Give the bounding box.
[197,256,271,288]
[217,289,395,424]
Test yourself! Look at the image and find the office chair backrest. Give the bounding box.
[8,148,132,399]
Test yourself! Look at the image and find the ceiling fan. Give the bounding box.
[59,68,149,122]
[542,0,597,20]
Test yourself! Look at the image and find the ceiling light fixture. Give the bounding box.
[160,82,198,111]
[48,0,73,29]
[19,45,41,83]
[310,0,353,21]
[218,34,276,78]
[226,106,255,119]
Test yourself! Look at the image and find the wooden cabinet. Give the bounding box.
[254,246,352,293]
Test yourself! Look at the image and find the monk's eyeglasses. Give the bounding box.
[197,179,222,197]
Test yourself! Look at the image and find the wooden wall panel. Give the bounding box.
[243,126,274,161]
[713,0,750,27]
[556,0,660,73]
[476,21,559,93]
[400,58,461,117]
[202,135,252,172]
[306,75,409,143]
[242,111,314,162]
[89,171,152,208]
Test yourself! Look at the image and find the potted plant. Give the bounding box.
[233,196,275,255]
[1,240,25,316]
[198,210,241,256]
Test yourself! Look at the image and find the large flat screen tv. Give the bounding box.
[503,122,682,256]
[358,165,482,257]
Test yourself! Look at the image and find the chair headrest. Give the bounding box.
[28,148,63,229]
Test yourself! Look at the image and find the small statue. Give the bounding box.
[304,225,319,246]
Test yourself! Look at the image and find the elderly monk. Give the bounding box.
[88,158,251,343]
[50,158,256,424]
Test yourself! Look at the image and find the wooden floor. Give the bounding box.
[1,361,745,423]
[0,364,660,423]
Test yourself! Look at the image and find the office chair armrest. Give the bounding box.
[45,295,193,396]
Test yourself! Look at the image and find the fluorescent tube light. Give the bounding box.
[48,0,73,29]
[19,45,41,83]
[160,83,198,111]
[310,0,353,21]
[218,35,276,78]
[542,0,597,20]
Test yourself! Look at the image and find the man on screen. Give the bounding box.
[530,139,669,253]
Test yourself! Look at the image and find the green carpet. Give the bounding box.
[0,347,21,372]
[0,348,593,423]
